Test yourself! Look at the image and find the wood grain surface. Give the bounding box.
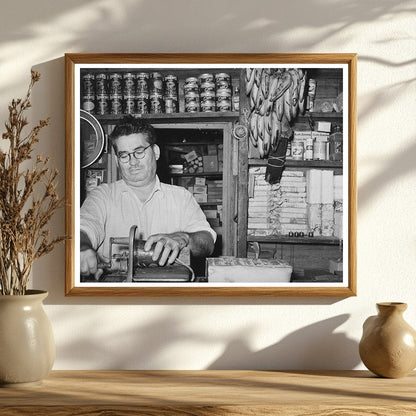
[1,370,415,415]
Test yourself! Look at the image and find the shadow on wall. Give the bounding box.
[207,314,360,370]
[0,0,414,97]
[53,307,359,370]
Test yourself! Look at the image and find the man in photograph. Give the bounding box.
[80,116,215,280]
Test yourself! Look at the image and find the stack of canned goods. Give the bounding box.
[215,73,232,112]
[149,72,164,114]
[109,73,123,115]
[95,72,109,115]
[136,72,149,114]
[184,77,200,113]
[81,73,95,113]
[199,73,216,112]
[81,70,236,115]
[164,74,179,113]
[121,72,135,115]
[183,72,234,113]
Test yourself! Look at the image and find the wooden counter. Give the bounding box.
[1,370,415,415]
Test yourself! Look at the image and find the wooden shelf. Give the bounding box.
[1,370,414,415]
[170,172,223,177]
[95,111,239,124]
[299,111,343,120]
[199,202,222,206]
[249,159,343,169]
[247,235,341,245]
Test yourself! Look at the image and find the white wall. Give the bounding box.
[0,0,415,370]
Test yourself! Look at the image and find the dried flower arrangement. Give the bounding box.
[0,71,65,295]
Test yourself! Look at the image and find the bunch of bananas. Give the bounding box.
[245,68,307,158]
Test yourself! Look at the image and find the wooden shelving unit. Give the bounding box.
[247,235,341,245]
[95,111,239,124]
[249,158,343,169]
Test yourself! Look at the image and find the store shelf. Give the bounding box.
[299,112,343,120]
[249,159,343,169]
[247,235,341,245]
[95,111,239,124]
[170,172,223,177]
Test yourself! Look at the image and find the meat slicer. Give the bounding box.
[96,225,193,283]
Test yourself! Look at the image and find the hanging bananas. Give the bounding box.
[245,67,307,158]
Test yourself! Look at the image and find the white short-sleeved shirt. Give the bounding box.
[80,176,216,261]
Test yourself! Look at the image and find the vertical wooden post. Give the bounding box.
[237,69,249,257]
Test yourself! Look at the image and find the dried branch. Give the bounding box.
[0,70,66,295]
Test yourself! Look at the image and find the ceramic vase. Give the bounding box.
[359,302,416,378]
[0,290,55,387]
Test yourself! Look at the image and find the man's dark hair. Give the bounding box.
[109,115,156,152]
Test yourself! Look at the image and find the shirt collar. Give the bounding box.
[121,175,164,202]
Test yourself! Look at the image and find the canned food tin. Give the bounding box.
[201,100,215,112]
[304,137,313,160]
[109,73,122,95]
[136,73,149,94]
[150,72,163,94]
[215,73,231,88]
[200,81,216,93]
[82,73,95,94]
[123,73,136,94]
[216,87,232,98]
[184,82,199,94]
[184,91,200,104]
[123,95,135,114]
[150,93,164,114]
[136,98,149,114]
[198,73,214,84]
[82,94,95,112]
[110,94,123,115]
[185,77,198,84]
[164,74,178,94]
[200,90,216,102]
[232,86,240,112]
[185,100,200,113]
[96,94,109,115]
[291,140,304,160]
[216,99,231,112]
[313,140,327,160]
[164,97,178,113]
[95,73,108,94]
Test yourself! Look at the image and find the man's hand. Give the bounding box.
[144,232,190,266]
[80,248,103,280]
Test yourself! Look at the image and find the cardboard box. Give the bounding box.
[193,185,207,194]
[207,144,218,156]
[316,121,332,133]
[203,155,218,172]
[203,209,218,219]
[194,193,208,203]
[183,150,199,162]
[194,177,206,186]
[206,257,292,283]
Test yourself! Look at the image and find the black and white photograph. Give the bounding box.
[65,54,356,296]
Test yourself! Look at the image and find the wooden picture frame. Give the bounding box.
[65,53,356,296]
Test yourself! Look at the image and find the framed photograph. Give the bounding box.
[65,53,356,296]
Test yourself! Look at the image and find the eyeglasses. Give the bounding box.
[117,144,152,163]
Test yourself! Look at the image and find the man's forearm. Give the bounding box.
[187,230,215,257]
[80,231,93,251]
